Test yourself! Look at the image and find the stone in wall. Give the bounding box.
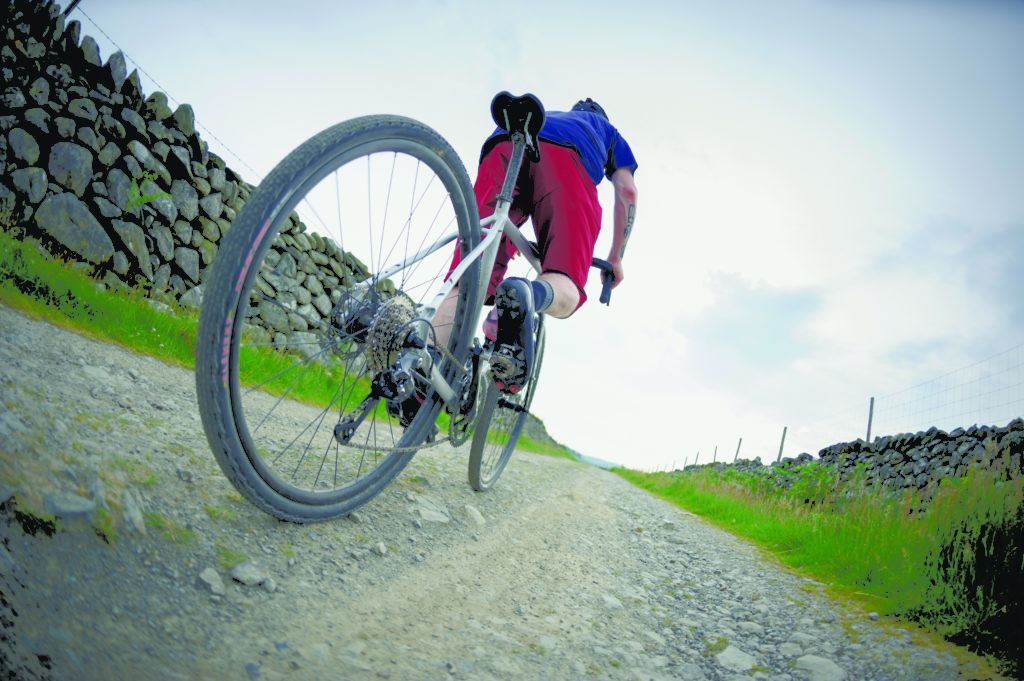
[817,419,1024,492]
[33,192,113,264]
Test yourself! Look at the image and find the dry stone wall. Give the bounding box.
[680,418,1024,497]
[1,0,376,346]
[813,418,1024,490]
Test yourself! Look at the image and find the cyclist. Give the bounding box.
[389,97,638,423]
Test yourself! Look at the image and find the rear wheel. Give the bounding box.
[468,317,545,491]
[195,115,480,522]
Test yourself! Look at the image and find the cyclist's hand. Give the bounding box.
[608,257,624,289]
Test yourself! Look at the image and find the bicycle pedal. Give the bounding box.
[491,344,528,394]
[490,350,522,379]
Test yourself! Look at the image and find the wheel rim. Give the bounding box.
[475,382,526,485]
[228,137,471,506]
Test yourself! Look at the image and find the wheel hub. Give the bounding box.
[328,286,379,349]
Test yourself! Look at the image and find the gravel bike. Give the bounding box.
[195,92,613,522]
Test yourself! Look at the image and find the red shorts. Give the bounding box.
[449,141,602,310]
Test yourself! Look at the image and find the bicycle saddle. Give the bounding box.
[491,91,545,162]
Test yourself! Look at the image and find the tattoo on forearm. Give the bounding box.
[619,204,636,258]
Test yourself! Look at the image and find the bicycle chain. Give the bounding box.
[332,415,472,454]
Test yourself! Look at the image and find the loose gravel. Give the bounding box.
[0,304,1010,681]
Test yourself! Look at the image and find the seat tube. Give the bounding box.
[496,131,528,206]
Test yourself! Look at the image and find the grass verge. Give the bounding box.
[0,231,198,368]
[614,456,1023,677]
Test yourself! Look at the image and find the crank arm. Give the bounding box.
[496,397,528,413]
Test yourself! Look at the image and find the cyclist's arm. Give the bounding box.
[607,167,637,288]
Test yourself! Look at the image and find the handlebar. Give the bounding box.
[591,258,615,306]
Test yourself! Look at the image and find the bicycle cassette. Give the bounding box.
[366,295,416,373]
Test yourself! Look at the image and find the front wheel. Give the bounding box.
[195,115,480,523]
[468,317,546,491]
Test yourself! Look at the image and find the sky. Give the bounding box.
[73,0,1024,471]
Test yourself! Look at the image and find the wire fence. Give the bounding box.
[870,343,1024,438]
[669,343,1024,472]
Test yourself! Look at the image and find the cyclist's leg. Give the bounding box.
[431,286,460,350]
[530,143,602,317]
[473,141,530,302]
[536,271,579,319]
[436,232,517,348]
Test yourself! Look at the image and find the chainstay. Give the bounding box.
[327,431,454,455]
[325,341,472,456]
[437,342,468,380]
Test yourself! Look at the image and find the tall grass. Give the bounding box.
[0,232,199,368]
[616,454,1023,674]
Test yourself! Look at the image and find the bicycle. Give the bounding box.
[195,92,614,522]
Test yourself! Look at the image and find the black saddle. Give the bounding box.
[490,91,545,163]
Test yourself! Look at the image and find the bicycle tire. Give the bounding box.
[467,317,546,491]
[195,115,480,522]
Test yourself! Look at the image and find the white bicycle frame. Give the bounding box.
[373,194,540,410]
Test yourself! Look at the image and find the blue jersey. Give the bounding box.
[482,110,638,186]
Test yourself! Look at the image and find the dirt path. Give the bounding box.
[0,304,1008,681]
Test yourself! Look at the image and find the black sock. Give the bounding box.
[531,279,554,313]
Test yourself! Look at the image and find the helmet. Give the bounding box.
[571,98,608,120]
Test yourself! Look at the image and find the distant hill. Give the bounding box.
[522,417,622,469]
[564,447,621,470]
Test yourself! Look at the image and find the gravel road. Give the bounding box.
[0,304,1009,681]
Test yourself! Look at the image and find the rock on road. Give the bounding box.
[0,304,1002,681]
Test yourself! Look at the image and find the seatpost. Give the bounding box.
[496,130,529,206]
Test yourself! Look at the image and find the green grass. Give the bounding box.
[111,457,159,486]
[0,230,565,455]
[0,232,199,368]
[614,455,1022,674]
[515,435,575,459]
[204,504,236,521]
[93,506,116,544]
[215,540,248,568]
[703,635,729,656]
[143,511,196,544]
